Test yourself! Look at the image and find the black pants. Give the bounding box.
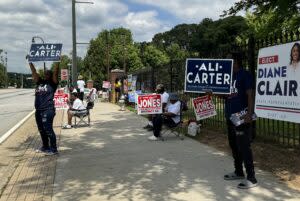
[152,115,177,137]
[35,109,57,151]
[226,120,255,180]
[79,92,84,101]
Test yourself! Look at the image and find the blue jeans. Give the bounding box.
[35,109,57,151]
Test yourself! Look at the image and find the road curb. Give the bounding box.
[0,110,35,144]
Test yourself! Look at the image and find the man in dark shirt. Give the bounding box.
[209,53,257,189]
[223,53,257,189]
[28,58,60,156]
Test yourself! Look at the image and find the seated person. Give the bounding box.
[143,84,169,130]
[63,92,86,129]
[148,93,181,141]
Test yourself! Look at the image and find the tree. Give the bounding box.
[0,63,6,88]
[223,0,300,37]
[83,28,143,86]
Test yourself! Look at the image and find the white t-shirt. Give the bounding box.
[287,63,300,79]
[72,98,86,110]
[77,80,85,92]
[166,100,181,124]
[161,92,169,104]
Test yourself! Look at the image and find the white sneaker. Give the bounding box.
[62,124,72,129]
[148,135,159,141]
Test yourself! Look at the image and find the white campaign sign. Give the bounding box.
[255,41,300,123]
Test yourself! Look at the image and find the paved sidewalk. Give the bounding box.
[0,110,64,201]
[53,102,300,201]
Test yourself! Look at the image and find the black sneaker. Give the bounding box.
[224,172,245,180]
[143,124,153,129]
[44,149,59,156]
[35,147,50,153]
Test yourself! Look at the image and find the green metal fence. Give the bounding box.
[132,31,300,147]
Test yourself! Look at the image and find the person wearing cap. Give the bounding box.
[148,93,181,141]
[77,75,85,101]
[63,92,86,129]
[143,84,169,130]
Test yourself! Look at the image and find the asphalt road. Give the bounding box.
[0,89,35,138]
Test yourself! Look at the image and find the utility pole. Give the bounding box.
[105,31,110,80]
[122,34,127,74]
[72,0,77,85]
[71,0,93,85]
[21,74,23,88]
[5,52,7,88]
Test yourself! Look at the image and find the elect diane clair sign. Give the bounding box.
[184,59,233,94]
[28,43,62,62]
[255,41,300,123]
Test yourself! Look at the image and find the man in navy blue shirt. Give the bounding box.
[223,52,257,189]
[28,56,60,156]
[209,52,257,189]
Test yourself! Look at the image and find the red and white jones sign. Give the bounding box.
[137,94,162,115]
[54,93,69,109]
[192,95,216,120]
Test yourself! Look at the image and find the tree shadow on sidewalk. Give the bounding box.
[53,104,300,201]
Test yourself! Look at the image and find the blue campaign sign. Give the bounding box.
[184,58,233,94]
[28,43,63,62]
[128,92,136,103]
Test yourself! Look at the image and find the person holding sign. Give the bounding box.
[27,56,60,156]
[148,93,180,141]
[209,53,257,189]
[144,84,169,130]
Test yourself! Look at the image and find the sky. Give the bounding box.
[0,0,239,73]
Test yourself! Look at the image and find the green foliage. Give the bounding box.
[166,43,188,61]
[84,27,143,83]
[152,16,248,57]
[142,44,169,68]
[224,0,300,38]
[0,63,6,88]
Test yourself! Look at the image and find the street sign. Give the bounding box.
[185,59,233,94]
[137,94,162,115]
[61,69,68,81]
[28,43,62,62]
[192,95,217,120]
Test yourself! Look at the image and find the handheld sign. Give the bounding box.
[255,41,300,123]
[29,43,62,62]
[185,59,233,94]
[102,81,111,89]
[137,94,162,115]
[54,92,69,110]
[192,95,217,120]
